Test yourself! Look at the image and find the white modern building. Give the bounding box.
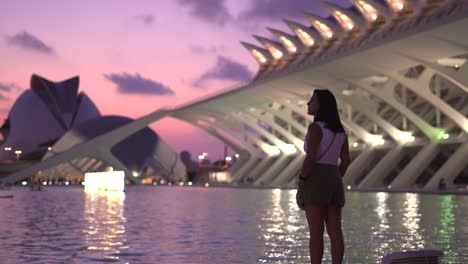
[2,0,467,190]
[0,75,186,184]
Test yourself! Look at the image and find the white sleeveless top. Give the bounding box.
[303,121,346,165]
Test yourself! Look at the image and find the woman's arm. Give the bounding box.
[298,123,322,181]
[339,136,350,177]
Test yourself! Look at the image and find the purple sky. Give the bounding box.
[0,0,349,160]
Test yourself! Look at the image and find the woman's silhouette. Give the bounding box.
[298,89,350,264]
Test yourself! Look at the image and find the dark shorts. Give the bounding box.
[302,163,345,208]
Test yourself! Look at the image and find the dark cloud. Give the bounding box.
[0,84,11,92]
[238,0,351,23]
[134,14,155,27]
[190,45,225,55]
[5,31,54,54]
[104,72,175,96]
[0,82,22,101]
[178,0,232,26]
[193,56,253,88]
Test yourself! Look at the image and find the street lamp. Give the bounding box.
[14,150,22,160]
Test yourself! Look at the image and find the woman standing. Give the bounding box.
[298,89,350,264]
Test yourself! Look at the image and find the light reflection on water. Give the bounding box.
[0,186,467,263]
[82,191,127,262]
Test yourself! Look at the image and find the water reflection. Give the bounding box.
[1,187,468,263]
[374,192,390,257]
[83,190,127,262]
[438,195,457,262]
[401,193,423,249]
[257,189,308,263]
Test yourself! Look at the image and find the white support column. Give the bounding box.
[179,112,259,183]
[390,143,439,189]
[342,149,376,186]
[424,143,468,190]
[398,52,468,94]
[347,78,442,140]
[271,153,305,186]
[254,155,291,185]
[380,69,468,134]
[358,146,404,188]
[248,108,303,183]
[250,157,277,184]
[233,157,262,183]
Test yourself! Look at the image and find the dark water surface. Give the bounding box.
[0,186,467,263]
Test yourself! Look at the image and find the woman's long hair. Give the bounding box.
[312,89,345,133]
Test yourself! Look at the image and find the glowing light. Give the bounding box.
[262,144,281,156]
[400,131,415,143]
[84,170,125,192]
[368,134,385,146]
[198,155,205,160]
[21,181,27,186]
[209,171,232,182]
[65,181,69,185]
[436,130,450,141]
[352,142,359,148]
[203,152,208,156]
[273,50,283,59]
[347,185,351,190]
[295,28,315,46]
[132,171,139,177]
[265,43,283,59]
[178,182,184,186]
[188,181,193,186]
[313,21,334,39]
[47,147,52,151]
[225,156,232,161]
[14,150,22,154]
[279,143,297,155]
[235,153,240,158]
[334,11,355,31]
[279,36,297,53]
[42,181,47,185]
[388,0,405,11]
[251,49,267,64]
[356,1,379,22]
[204,183,210,187]
[4,147,12,151]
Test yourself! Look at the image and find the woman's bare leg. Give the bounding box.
[305,205,327,264]
[325,206,344,264]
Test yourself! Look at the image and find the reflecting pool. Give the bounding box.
[0,186,467,263]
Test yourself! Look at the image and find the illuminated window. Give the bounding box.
[279,36,297,53]
[356,0,379,22]
[334,11,355,31]
[387,0,405,11]
[251,49,267,63]
[295,28,315,47]
[313,21,334,39]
